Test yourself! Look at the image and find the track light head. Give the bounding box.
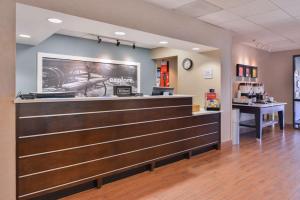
[116,40,120,46]
[97,36,102,44]
[133,43,136,49]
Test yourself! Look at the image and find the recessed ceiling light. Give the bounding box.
[18,34,31,38]
[114,31,126,36]
[48,18,63,24]
[192,47,200,51]
[159,41,168,44]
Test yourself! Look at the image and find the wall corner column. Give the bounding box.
[0,0,16,199]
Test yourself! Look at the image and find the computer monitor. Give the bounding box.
[152,87,174,96]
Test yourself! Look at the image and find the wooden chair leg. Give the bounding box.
[187,151,192,159]
[96,178,103,189]
[149,162,155,171]
[216,142,221,150]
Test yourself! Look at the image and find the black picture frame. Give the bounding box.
[236,64,245,77]
[251,67,258,78]
[236,64,258,78]
[244,66,251,77]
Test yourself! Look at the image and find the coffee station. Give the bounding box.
[232,64,286,140]
[233,82,271,104]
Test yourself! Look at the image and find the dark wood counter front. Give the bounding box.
[16,96,221,199]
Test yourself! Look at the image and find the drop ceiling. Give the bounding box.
[145,0,300,52]
[16,3,217,53]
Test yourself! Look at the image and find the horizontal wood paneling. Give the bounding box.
[18,134,218,196]
[17,98,192,117]
[18,114,219,156]
[16,97,221,199]
[19,125,219,176]
[18,106,192,136]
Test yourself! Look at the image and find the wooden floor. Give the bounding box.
[63,126,300,200]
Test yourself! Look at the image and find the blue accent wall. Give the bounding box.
[16,34,156,94]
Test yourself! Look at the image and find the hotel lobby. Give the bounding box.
[1,0,300,199]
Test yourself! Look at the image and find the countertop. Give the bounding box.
[15,94,193,104]
[232,102,287,108]
[193,109,222,116]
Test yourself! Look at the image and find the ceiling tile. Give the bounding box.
[198,10,241,25]
[175,0,222,17]
[246,9,293,27]
[205,0,255,9]
[267,20,300,39]
[269,40,300,52]
[271,0,300,17]
[241,41,275,51]
[247,29,286,44]
[291,37,300,43]
[274,46,300,52]
[228,0,277,18]
[218,18,264,34]
[267,39,298,49]
[144,0,196,9]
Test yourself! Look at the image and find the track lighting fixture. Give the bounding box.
[93,34,135,48]
[97,36,102,44]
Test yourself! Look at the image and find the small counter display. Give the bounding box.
[205,89,220,111]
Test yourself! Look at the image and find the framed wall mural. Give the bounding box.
[37,53,140,97]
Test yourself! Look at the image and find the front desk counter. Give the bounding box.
[15,95,221,200]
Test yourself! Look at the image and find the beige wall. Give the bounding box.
[232,41,299,124]
[151,48,221,107]
[232,43,270,122]
[264,50,300,124]
[0,0,16,199]
[232,42,270,97]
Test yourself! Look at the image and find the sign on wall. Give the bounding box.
[37,53,140,97]
[203,68,213,79]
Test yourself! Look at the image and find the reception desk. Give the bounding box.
[15,95,221,199]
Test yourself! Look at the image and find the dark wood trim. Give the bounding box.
[19,135,218,196]
[19,144,218,200]
[16,97,221,199]
[217,113,221,150]
[18,115,219,156]
[19,127,219,176]
[16,102,21,200]
[18,106,192,136]
[17,98,192,117]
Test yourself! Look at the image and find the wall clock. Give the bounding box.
[182,58,193,70]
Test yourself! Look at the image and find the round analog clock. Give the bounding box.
[182,58,193,70]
